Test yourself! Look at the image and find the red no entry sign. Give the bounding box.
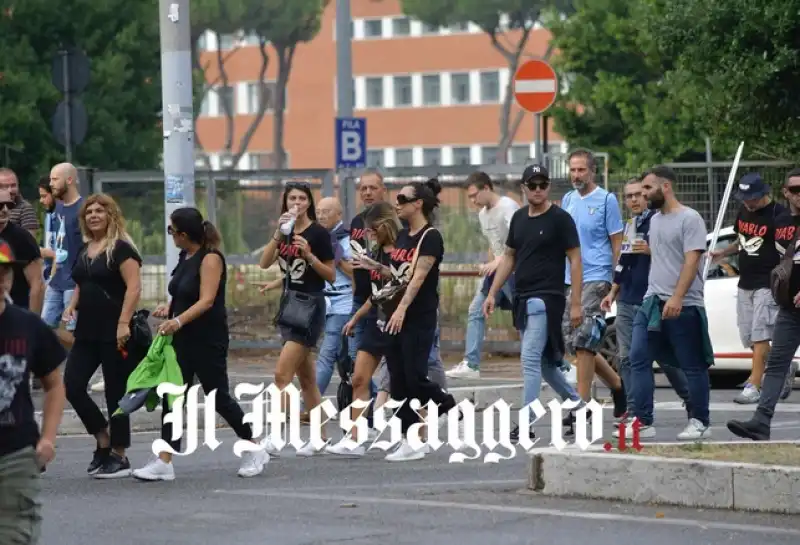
[513,59,558,114]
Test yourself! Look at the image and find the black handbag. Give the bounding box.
[274,228,319,330]
[370,227,435,319]
[770,224,800,308]
[335,333,354,411]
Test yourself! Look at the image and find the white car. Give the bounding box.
[600,226,799,386]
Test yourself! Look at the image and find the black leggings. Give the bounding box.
[160,337,253,451]
[64,339,134,449]
[385,315,453,435]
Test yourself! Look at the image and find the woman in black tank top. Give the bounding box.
[130,208,268,482]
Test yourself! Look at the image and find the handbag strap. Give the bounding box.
[406,227,436,282]
[782,222,800,264]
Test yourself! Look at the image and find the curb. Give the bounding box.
[527,444,800,514]
[43,383,525,436]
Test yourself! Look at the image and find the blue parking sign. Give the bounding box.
[335,117,367,169]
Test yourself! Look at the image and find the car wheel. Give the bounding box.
[600,320,619,371]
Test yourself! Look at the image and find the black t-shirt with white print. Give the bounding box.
[388,225,444,319]
[0,304,67,457]
[71,239,142,342]
[277,222,336,293]
[774,214,800,308]
[349,212,372,301]
[734,201,789,290]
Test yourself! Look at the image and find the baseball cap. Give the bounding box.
[736,173,769,201]
[522,164,550,184]
[0,237,16,265]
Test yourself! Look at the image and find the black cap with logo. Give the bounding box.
[522,164,550,185]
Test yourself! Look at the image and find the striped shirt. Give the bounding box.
[10,197,40,232]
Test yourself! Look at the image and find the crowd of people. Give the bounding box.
[1,155,799,543]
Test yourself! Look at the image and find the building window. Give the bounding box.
[420,23,439,35]
[422,148,441,166]
[510,145,530,165]
[367,150,384,167]
[364,19,383,38]
[546,143,563,156]
[392,17,411,36]
[480,71,500,102]
[449,22,470,32]
[393,76,412,107]
[452,147,472,165]
[395,148,413,167]
[218,33,237,50]
[421,74,440,106]
[365,77,384,107]
[249,152,275,169]
[482,146,500,165]
[246,82,277,114]
[216,85,235,115]
[195,151,209,168]
[219,153,236,169]
[451,73,471,104]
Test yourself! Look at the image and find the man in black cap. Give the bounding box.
[0,237,66,544]
[709,172,793,403]
[484,164,583,442]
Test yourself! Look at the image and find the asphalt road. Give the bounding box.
[39,384,800,545]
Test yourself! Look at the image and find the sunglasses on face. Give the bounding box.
[396,194,418,205]
[0,201,14,211]
[786,185,800,195]
[524,180,550,191]
[167,225,178,235]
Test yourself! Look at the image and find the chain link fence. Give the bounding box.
[90,158,796,352]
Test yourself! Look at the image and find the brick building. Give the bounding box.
[194,0,567,172]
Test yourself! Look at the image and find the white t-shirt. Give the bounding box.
[478,196,520,258]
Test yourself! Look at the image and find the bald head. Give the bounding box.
[316,197,343,230]
[50,162,80,201]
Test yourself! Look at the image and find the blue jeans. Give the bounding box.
[629,304,710,426]
[316,313,352,397]
[464,276,514,367]
[519,298,580,407]
[616,302,691,415]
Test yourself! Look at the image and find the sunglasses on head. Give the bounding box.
[524,179,550,191]
[0,201,14,211]
[285,181,310,191]
[396,194,418,205]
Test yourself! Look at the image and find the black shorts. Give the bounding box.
[358,309,391,359]
[279,294,327,349]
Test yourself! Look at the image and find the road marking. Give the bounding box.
[250,479,527,493]
[214,489,800,536]
[656,401,800,413]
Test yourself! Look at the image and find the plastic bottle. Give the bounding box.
[280,206,298,235]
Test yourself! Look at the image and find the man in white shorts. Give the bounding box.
[447,171,519,379]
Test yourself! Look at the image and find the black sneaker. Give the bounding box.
[93,452,132,479]
[87,447,111,475]
[727,419,770,441]
[510,424,535,443]
[612,386,627,419]
[564,409,594,437]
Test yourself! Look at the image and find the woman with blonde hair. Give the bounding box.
[62,193,143,478]
[326,201,399,457]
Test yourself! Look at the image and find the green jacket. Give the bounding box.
[640,295,715,368]
[113,334,184,416]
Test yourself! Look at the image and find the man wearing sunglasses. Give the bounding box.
[484,164,583,442]
[0,168,40,239]
[0,189,44,315]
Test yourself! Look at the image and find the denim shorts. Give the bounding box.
[41,285,76,331]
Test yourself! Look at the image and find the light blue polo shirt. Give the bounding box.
[325,223,354,315]
[562,187,624,285]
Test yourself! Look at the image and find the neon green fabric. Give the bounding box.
[113,334,184,415]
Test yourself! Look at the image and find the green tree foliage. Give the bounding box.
[0,0,162,194]
[546,0,706,171]
[645,0,800,161]
[400,0,572,160]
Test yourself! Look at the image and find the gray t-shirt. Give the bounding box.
[645,206,707,307]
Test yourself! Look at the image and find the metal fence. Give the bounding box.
[87,157,796,352]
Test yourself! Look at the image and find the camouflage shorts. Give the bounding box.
[562,281,611,356]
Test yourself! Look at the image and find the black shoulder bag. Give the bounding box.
[335,333,354,411]
[770,224,800,308]
[273,228,320,331]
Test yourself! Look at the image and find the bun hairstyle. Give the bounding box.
[409,177,442,222]
[171,207,222,250]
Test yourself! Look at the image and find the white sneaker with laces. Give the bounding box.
[297,439,329,457]
[734,383,760,404]
[237,449,269,478]
[325,435,366,457]
[132,457,175,482]
[446,360,480,379]
[260,438,281,457]
[612,422,656,439]
[677,418,711,441]
[385,439,426,462]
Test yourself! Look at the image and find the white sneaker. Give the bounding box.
[385,439,427,462]
[132,457,175,482]
[734,383,760,404]
[563,365,577,385]
[260,438,281,458]
[297,439,329,457]
[367,428,380,441]
[325,436,366,457]
[90,380,105,393]
[677,418,711,441]
[237,449,268,478]
[446,361,480,379]
[612,421,656,439]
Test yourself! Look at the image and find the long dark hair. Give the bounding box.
[171,207,222,250]
[408,177,442,222]
[281,181,317,221]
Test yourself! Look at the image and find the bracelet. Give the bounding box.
[174,317,182,328]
